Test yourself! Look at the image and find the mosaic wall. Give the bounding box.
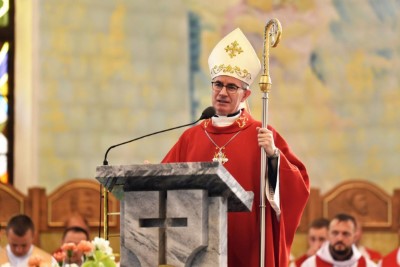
[38,0,399,195]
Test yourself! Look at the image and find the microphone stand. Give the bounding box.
[103,121,197,165]
[102,106,216,165]
[258,19,282,267]
[100,106,215,240]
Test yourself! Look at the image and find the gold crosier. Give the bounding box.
[259,19,282,267]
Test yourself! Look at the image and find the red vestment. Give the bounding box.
[295,254,310,267]
[380,248,400,267]
[162,110,310,267]
[365,248,382,262]
[359,246,382,263]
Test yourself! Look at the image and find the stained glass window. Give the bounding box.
[0,0,9,27]
[0,0,14,184]
[0,41,9,183]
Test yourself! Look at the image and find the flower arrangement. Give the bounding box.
[27,237,117,267]
[28,256,45,267]
[57,237,117,267]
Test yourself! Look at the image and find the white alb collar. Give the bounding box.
[212,110,242,127]
[6,244,33,263]
[316,241,362,266]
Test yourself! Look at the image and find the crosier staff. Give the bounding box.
[258,18,282,267]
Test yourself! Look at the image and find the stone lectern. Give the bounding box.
[96,162,254,267]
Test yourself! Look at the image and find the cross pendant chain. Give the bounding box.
[204,130,241,165]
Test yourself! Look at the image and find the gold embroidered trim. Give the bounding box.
[211,64,251,81]
[235,113,248,128]
[225,40,243,58]
[203,119,211,128]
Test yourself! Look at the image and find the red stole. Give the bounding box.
[381,248,400,267]
[316,255,366,267]
[364,247,382,262]
[295,254,309,267]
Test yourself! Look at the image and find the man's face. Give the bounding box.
[328,219,356,260]
[308,227,328,250]
[6,228,34,257]
[63,231,88,244]
[211,75,251,116]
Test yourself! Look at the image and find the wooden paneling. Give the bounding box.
[298,180,396,233]
[322,180,392,229]
[0,179,120,247]
[2,179,398,248]
[47,179,119,229]
[0,183,27,227]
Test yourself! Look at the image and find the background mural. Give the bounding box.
[7,0,400,259]
[28,0,400,195]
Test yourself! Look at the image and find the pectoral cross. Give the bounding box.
[212,148,229,164]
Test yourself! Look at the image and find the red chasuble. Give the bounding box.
[162,110,310,267]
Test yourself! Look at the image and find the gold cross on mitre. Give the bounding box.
[225,41,243,58]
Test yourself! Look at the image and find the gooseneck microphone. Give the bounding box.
[102,106,216,165]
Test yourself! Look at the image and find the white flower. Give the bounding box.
[92,237,113,256]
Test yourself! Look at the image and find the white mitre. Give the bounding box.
[208,28,261,86]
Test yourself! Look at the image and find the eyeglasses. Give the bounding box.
[211,81,247,94]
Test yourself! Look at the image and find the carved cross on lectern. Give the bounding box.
[138,191,188,265]
[123,189,208,267]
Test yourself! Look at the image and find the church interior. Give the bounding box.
[0,0,399,265]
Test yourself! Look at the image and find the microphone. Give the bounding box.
[102,106,216,165]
